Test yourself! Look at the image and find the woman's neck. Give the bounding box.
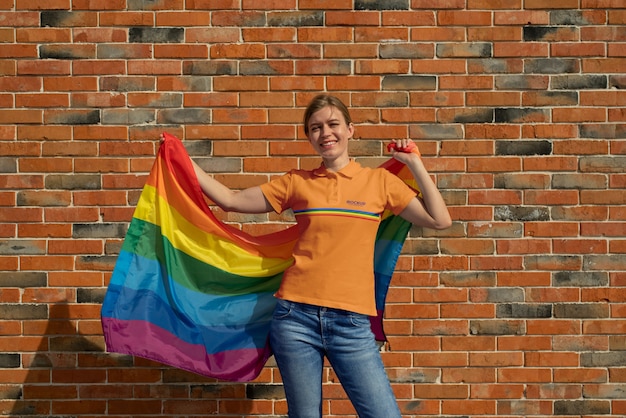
[323,155,350,172]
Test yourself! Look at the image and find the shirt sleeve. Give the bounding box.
[383,170,418,215]
[259,171,293,214]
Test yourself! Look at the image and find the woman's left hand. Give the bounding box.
[388,139,421,163]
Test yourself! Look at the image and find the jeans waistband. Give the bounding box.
[278,299,361,316]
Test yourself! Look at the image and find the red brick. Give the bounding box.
[442,399,496,415]
[526,0,579,8]
[469,26,522,41]
[43,76,98,91]
[99,11,154,26]
[494,41,549,57]
[15,93,69,108]
[73,60,126,75]
[325,11,379,26]
[553,42,607,57]
[438,10,492,26]
[156,44,208,59]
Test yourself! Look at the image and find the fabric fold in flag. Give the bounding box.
[101,132,419,382]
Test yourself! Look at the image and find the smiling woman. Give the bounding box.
[177,94,451,418]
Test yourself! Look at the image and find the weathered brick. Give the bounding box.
[436,42,492,58]
[580,156,626,173]
[39,44,96,59]
[554,303,609,318]
[579,123,626,139]
[438,108,494,123]
[101,109,156,125]
[194,157,242,174]
[44,109,100,125]
[240,60,294,75]
[554,400,611,415]
[472,288,525,303]
[584,255,626,272]
[381,75,437,91]
[157,108,212,124]
[163,76,214,92]
[495,75,549,90]
[497,304,552,319]
[0,158,17,173]
[440,271,497,287]
[0,271,47,287]
[525,58,579,73]
[410,124,464,139]
[77,287,106,304]
[72,223,127,239]
[0,353,20,368]
[0,385,21,400]
[495,140,552,156]
[267,11,324,27]
[17,190,71,207]
[179,140,212,158]
[0,303,47,319]
[552,74,608,90]
[495,206,550,222]
[551,173,607,189]
[100,76,155,92]
[44,174,101,190]
[129,27,183,43]
[551,10,606,26]
[495,173,550,189]
[522,91,578,106]
[380,43,433,59]
[468,58,524,74]
[97,44,152,59]
[523,26,578,41]
[355,0,409,10]
[245,384,285,399]
[41,11,97,27]
[494,108,550,123]
[470,320,525,335]
[0,239,46,255]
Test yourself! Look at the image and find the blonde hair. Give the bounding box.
[303,94,353,136]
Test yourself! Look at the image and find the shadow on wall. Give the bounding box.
[6,301,271,417]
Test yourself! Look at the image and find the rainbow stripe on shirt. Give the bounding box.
[294,207,381,222]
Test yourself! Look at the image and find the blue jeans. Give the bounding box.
[269,299,402,418]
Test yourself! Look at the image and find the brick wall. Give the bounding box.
[1,0,625,417]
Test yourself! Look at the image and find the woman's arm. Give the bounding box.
[390,139,452,230]
[159,133,272,213]
[190,159,274,213]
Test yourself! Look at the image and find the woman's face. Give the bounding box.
[306,105,354,163]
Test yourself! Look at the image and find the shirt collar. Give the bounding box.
[312,159,362,178]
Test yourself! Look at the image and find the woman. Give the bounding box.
[180,95,451,418]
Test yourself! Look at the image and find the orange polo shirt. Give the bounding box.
[259,160,417,315]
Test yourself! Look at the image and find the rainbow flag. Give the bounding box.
[101,132,419,382]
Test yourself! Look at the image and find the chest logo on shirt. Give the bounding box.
[346,200,366,207]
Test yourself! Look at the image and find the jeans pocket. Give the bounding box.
[348,312,371,327]
[272,299,292,320]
